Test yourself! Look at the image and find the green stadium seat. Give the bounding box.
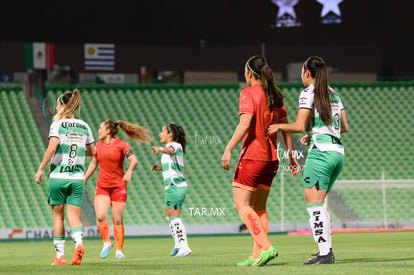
[2,82,414,230]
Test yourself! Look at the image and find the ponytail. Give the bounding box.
[105,119,151,144]
[53,89,81,121]
[261,65,284,109]
[304,56,332,124]
[246,56,284,110]
[118,120,152,143]
[167,123,187,153]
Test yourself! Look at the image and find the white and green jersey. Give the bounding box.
[299,84,344,154]
[161,142,187,190]
[49,118,95,180]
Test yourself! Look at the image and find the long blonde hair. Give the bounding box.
[53,89,81,121]
[105,119,152,144]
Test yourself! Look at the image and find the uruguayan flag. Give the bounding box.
[84,44,115,70]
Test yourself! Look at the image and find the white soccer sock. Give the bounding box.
[307,205,331,255]
[72,231,84,248]
[53,239,65,258]
[323,203,332,248]
[168,218,178,247]
[169,217,188,248]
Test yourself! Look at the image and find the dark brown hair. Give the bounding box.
[167,123,186,153]
[304,56,332,124]
[246,55,284,110]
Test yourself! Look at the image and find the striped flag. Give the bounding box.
[24,42,54,69]
[84,44,115,71]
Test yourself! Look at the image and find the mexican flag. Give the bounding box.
[25,42,54,69]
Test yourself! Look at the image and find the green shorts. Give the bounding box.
[164,185,188,210]
[48,178,84,206]
[303,147,344,192]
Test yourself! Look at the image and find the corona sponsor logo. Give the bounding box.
[61,122,87,129]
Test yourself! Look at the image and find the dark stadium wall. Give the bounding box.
[0,43,382,79]
[0,0,412,78]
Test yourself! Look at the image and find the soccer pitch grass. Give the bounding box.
[0,231,413,274]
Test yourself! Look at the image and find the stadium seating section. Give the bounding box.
[0,86,52,228]
[1,82,413,229]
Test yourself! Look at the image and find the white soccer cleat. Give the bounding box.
[174,247,192,257]
[115,250,126,259]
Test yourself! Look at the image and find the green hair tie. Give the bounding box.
[167,124,176,138]
[59,95,65,105]
[247,63,260,77]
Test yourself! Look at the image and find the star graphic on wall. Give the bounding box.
[316,0,343,17]
[272,0,300,18]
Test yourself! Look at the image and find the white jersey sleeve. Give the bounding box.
[86,124,94,144]
[298,86,314,109]
[161,141,187,190]
[339,99,344,110]
[167,142,180,154]
[49,121,60,138]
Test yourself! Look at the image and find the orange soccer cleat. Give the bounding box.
[51,255,67,266]
[70,244,85,265]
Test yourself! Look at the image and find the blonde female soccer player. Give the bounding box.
[35,89,95,266]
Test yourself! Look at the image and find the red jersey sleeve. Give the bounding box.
[239,89,254,116]
[121,141,132,157]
